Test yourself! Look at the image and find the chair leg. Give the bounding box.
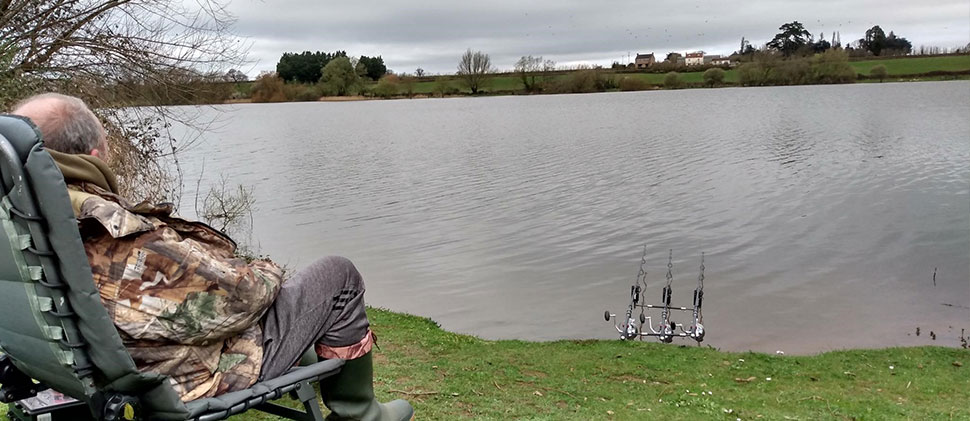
[253,380,326,421]
[294,381,326,421]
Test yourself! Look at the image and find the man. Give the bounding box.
[12,93,413,421]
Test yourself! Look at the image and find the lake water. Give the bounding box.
[169,81,970,354]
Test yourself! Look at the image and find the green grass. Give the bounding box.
[245,309,967,420]
[850,55,970,75]
[2,308,966,420]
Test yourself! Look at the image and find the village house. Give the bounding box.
[703,54,735,67]
[685,51,704,66]
[635,53,655,69]
[663,52,684,66]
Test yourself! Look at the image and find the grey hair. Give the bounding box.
[13,93,106,154]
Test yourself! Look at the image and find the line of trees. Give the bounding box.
[275,51,388,84]
[720,21,920,86]
[738,21,913,60]
[259,17,951,101]
[737,49,856,86]
[860,26,913,56]
[251,51,394,101]
[613,20,928,76]
[253,57,357,101]
[357,56,388,81]
[276,51,348,83]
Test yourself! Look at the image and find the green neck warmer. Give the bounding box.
[48,149,119,194]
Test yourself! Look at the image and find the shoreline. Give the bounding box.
[227,73,969,105]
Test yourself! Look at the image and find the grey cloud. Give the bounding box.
[227,0,970,75]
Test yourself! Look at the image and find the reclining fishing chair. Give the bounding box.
[0,114,344,421]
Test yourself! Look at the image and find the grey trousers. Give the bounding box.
[259,256,370,380]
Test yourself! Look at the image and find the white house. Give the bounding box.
[685,52,704,66]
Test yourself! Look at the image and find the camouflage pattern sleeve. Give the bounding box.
[81,195,283,345]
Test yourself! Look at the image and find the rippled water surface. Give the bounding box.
[172,81,970,353]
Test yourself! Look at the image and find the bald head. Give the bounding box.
[12,93,108,159]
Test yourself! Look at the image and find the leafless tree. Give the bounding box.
[201,176,255,234]
[196,173,262,261]
[515,55,556,93]
[456,49,493,94]
[225,69,249,82]
[1,0,247,202]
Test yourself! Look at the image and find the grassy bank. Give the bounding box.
[3,309,966,420]
[258,309,965,420]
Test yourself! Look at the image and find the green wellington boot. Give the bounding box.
[320,351,414,421]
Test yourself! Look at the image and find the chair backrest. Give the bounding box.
[0,115,188,419]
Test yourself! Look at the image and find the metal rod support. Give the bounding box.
[642,305,693,311]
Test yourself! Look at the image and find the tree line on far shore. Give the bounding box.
[244,20,968,102]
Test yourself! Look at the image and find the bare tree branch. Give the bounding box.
[456,49,493,94]
[1,0,249,203]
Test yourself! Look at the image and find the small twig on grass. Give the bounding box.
[388,390,439,396]
[516,383,578,400]
[471,389,484,396]
[493,380,504,391]
[542,387,578,399]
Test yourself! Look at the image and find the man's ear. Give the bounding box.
[89,148,102,158]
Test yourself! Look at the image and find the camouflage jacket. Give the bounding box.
[67,183,283,401]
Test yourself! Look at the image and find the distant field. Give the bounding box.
[850,55,970,75]
[605,55,969,87]
[408,55,970,93]
[296,54,970,99]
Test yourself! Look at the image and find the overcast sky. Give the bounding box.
[227,0,970,76]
